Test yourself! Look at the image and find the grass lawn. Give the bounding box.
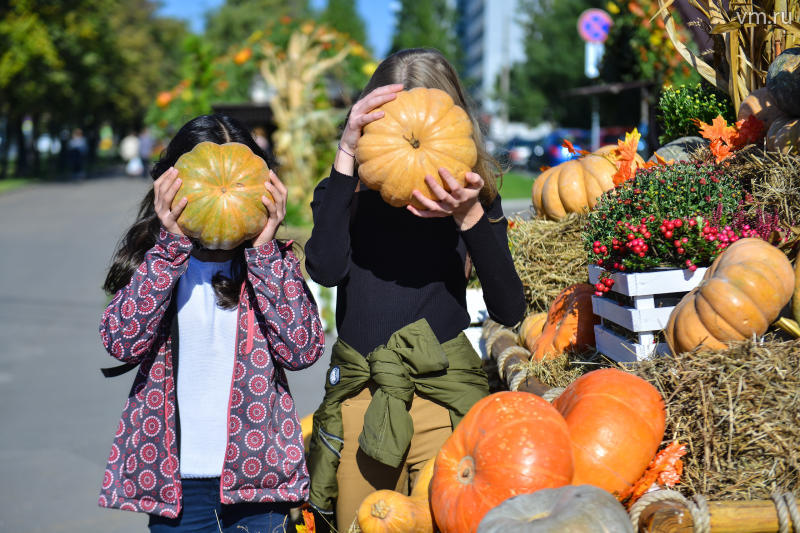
[498,170,538,199]
[0,178,32,194]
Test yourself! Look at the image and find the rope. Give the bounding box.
[785,492,800,533]
[628,489,710,533]
[541,387,565,403]
[495,345,527,381]
[485,327,512,360]
[772,491,800,533]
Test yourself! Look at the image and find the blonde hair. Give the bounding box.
[357,48,501,205]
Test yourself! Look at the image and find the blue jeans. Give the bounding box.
[148,478,292,532]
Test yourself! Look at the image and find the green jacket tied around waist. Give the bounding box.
[307,319,489,513]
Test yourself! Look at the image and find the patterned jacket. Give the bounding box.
[98,228,324,517]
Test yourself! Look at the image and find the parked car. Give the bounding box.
[525,129,589,171]
[503,137,542,168]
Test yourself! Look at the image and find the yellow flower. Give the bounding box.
[301,22,315,34]
[607,1,620,14]
[649,33,662,46]
[362,61,378,76]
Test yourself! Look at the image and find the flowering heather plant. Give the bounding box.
[583,162,752,283]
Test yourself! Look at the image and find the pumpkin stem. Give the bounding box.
[370,499,390,519]
[456,456,475,485]
[403,133,421,149]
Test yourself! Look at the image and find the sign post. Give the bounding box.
[577,8,613,151]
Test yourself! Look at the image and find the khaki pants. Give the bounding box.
[335,387,452,531]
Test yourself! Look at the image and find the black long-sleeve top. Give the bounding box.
[304,167,526,356]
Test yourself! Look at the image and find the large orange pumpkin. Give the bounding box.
[532,148,644,221]
[355,87,478,208]
[529,283,599,361]
[430,391,574,533]
[552,368,665,501]
[665,238,794,354]
[172,141,272,249]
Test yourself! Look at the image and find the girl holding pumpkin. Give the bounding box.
[98,114,325,531]
[304,48,526,530]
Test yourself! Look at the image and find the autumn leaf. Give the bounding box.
[710,138,733,163]
[611,128,641,186]
[539,165,551,172]
[693,115,737,146]
[732,115,765,149]
[299,507,315,533]
[627,442,687,507]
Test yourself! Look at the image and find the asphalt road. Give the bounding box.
[0,173,530,532]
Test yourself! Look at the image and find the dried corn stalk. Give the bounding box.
[259,26,351,216]
[656,0,800,111]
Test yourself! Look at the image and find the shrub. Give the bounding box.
[657,83,735,145]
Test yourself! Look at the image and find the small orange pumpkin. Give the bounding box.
[737,87,783,128]
[553,368,666,501]
[765,114,800,154]
[430,391,574,533]
[171,141,272,250]
[357,490,432,533]
[665,238,795,354]
[518,311,547,349]
[355,87,478,208]
[529,283,599,360]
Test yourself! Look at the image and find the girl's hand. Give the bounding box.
[408,170,485,230]
[153,167,187,236]
[339,84,404,156]
[252,170,288,247]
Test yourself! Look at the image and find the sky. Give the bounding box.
[157,0,397,58]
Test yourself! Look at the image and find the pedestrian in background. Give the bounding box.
[67,128,88,181]
[119,131,142,177]
[98,114,325,531]
[138,126,155,177]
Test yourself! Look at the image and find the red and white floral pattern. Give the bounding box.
[98,228,324,516]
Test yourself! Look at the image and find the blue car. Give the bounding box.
[527,129,590,170]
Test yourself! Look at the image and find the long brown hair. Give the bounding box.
[102,114,276,309]
[357,48,501,205]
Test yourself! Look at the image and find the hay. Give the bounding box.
[729,148,800,250]
[634,338,800,500]
[509,214,588,313]
[516,350,614,389]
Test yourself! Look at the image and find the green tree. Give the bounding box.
[204,0,311,54]
[0,0,187,177]
[318,0,367,49]
[505,0,604,127]
[389,0,461,67]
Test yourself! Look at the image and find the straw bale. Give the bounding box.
[634,338,800,500]
[508,214,588,313]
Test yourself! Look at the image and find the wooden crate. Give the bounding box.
[588,265,707,362]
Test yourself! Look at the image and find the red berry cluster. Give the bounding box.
[593,276,615,297]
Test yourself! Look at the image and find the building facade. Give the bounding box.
[456,0,526,114]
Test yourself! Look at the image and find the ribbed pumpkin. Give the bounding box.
[355,87,478,208]
[532,149,644,221]
[765,115,800,155]
[665,238,794,354]
[737,87,783,127]
[529,283,599,360]
[766,47,800,116]
[552,368,665,502]
[356,458,436,533]
[430,391,574,533]
[476,485,634,533]
[518,311,547,350]
[171,141,272,249]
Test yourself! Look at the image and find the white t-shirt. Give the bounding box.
[175,256,238,478]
